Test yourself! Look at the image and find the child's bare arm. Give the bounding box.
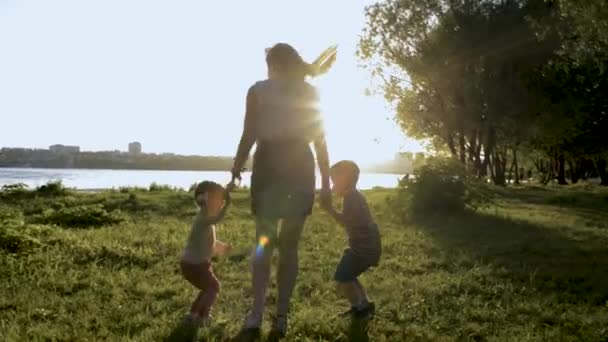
[324,192,366,228]
[201,192,232,226]
[325,205,351,227]
[324,198,358,227]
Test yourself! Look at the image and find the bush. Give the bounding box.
[0,206,24,225]
[35,181,70,197]
[1,183,29,195]
[32,204,125,228]
[391,157,488,220]
[0,216,51,254]
[0,225,43,254]
[121,193,142,212]
[118,186,147,193]
[0,183,30,202]
[149,183,173,192]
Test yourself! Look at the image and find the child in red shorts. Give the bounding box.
[180,181,233,326]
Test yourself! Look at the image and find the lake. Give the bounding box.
[0,168,404,190]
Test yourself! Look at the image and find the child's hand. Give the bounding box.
[320,199,333,212]
[213,241,233,257]
[319,189,332,208]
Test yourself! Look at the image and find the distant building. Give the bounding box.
[49,144,80,154]
[128,142,142,154]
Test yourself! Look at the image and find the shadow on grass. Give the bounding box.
[494,186,608,216]
[348,318,370,342]
[164,320,234,342]
[415,210,608,305]
[163,320,199,342]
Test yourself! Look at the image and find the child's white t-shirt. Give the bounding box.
[181,211,216,264]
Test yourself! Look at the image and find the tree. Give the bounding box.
[359,0,556,185]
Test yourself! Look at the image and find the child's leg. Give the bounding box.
[195,264,220,318]
[354,279,369,305]
[337,281,362,307]
[181,261,208,318]
[189,291,205,318]
[334,249,370,308]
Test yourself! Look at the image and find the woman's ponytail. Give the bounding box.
[266,43,337,81]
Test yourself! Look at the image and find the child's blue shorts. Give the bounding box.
[334,248,372,283]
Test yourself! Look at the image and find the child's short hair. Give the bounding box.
[331,160,360,185]
[194,181,224,207]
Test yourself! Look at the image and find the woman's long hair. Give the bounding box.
[265,43,337,82]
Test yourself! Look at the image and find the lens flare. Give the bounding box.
[255,235,269,257]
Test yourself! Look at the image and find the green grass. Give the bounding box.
[1,185,608,341]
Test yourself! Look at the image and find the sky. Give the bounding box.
[0,0,424,165]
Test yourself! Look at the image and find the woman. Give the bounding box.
[231,43,336,338]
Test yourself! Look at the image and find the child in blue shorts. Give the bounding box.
[322,160,381,319]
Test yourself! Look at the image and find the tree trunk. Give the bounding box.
[582,159,591,180]
[447,132,457,157]
[557,154,568,185]
[596,158,608,186]
[569,158,586,184]
[488,156,496,182]
[508,156,515,184]
[492,150,507,186]
[459,133,466,165]
[474,131,483,177]
[514,150,520,185]
[568,160,578,184]
[533,158,546,184]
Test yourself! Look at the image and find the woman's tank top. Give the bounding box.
[251,79,324,143]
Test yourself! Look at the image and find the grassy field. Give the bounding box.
[1,183,608,341]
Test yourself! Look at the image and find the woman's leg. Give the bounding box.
[245,216,278,328]
[276,216,306,319]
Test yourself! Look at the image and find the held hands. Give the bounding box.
[319,188,333,212]
[225,181,236,193]
[230,164,246,185]
[227,165,245,193]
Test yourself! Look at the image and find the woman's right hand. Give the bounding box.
[231,164,242,184]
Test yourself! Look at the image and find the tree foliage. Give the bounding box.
[359,0,608,185]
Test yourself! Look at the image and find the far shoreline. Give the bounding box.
[0,165,407,175]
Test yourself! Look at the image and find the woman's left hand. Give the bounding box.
[319,188,332,209]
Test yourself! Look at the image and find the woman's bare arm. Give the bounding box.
[313,135,330,191]
[233,86,258,174]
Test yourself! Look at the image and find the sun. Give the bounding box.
[314,77,419,166]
